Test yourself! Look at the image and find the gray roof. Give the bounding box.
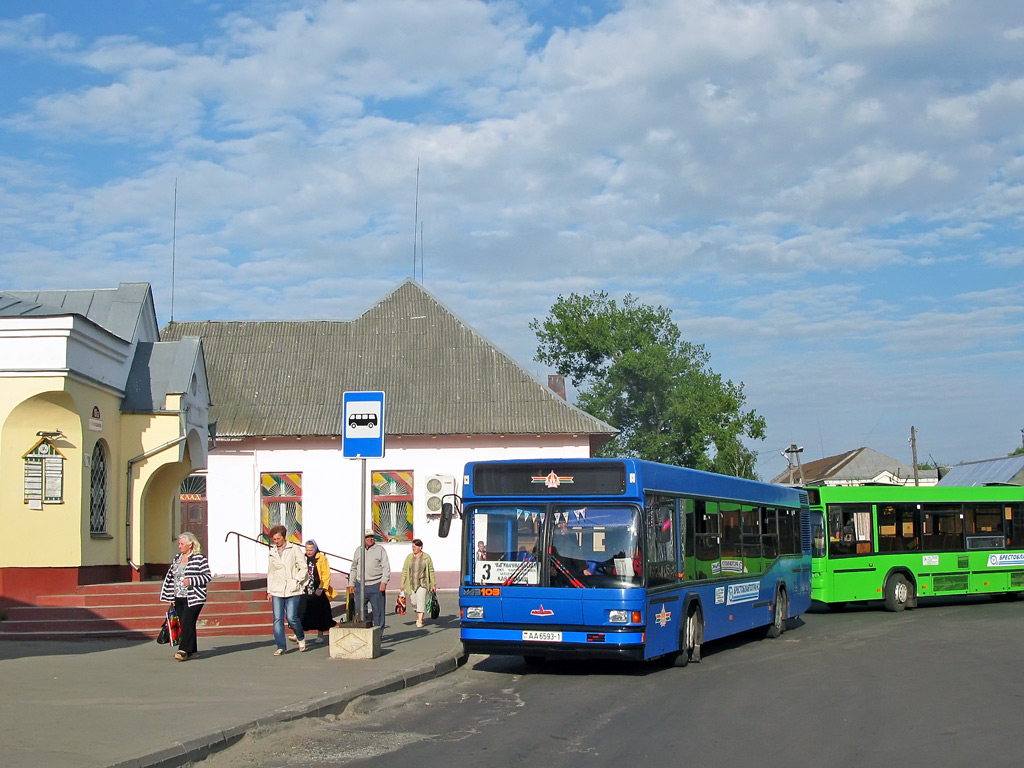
[122,338,208,413]
[0,282,154,342]
[938,455,1024,486]
[161,279,616,440]
[772,446,935,485]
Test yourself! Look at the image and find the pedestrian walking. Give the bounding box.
[267,525,307,655]
[159,532,212,661]
[401,538,436,628]
[300,539,337,643]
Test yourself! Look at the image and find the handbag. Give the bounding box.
[428,591,440,620]
[166,607,182,646]
[395,590,407,615]
[156,620,170,644]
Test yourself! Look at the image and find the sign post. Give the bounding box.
[342,392,385,623]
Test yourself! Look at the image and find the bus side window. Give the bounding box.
[644,494,678,587]
[810,511,826,558]
[694,500,720,580]
[827,504,872,556]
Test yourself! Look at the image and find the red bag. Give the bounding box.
[395,591,407,615]
[166,607,182,646]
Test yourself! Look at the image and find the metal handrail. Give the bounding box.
[224,530,352,584]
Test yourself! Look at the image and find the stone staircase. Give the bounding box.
[0,578,273,640]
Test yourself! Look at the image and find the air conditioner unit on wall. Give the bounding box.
[425,474,456,520]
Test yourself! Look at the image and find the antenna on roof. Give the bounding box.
[419,221,424,283]
[171,177,177,322]
[412,159,420,283]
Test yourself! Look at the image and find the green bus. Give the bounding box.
[808,485,1024,610]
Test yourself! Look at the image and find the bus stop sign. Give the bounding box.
[342,391,385,458]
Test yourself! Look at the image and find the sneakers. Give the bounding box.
[315,634,326,644]
[298,639,307,652]
[273,648,286,656]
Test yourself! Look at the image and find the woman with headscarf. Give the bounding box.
[159,532,212,661]
[299,539,337,643]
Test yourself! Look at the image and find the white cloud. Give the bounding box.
[3,0,1024,466]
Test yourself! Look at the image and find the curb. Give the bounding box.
[109,640,468,768]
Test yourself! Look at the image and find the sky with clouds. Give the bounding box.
[2,0,1023,480]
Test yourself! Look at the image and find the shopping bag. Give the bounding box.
[395,590,407,615]
[166,607,182,646]
[156,620,170,644]
[428,591,440,620]
[345,591,355,623]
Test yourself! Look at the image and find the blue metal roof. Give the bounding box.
[937,455,1024,486]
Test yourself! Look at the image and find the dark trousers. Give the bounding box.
[354,584,387,634]
[174,597,204,655]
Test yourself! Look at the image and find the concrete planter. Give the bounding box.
[328,623,382,659]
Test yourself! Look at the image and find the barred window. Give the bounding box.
[372,471,413,542]
[90,442,108,534]
[261,473,303,542]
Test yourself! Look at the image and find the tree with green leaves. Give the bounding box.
[531,291,766,478]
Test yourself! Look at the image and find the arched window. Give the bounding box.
[90,441,108,534]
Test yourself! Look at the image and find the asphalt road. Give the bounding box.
[194,596,1024,768]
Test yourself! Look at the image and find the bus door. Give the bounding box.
[644,494,681,659]
[645,593,681,658]
[810,510,828,596]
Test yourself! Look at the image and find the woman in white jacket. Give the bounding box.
[267,525,307,655]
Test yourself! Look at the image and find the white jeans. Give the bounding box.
[410,586,428,613]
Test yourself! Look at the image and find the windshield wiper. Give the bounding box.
[550,552,585,588]
[503,556,534,586]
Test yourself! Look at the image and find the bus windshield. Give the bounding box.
[549,504,642,588]
[467,503,642,588]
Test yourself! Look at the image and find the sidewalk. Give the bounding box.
[0,602,466,768]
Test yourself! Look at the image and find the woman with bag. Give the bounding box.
[299,539,337,643]
[401,538,436,628]
[267,525,307,655]
[159,532,212,661]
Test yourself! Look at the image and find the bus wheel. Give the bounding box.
[764,589,788,638]
[884,574,912,612]
[673,607,703,667]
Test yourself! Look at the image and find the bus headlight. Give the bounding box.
[608,609,629,623]
[466,606,484,619]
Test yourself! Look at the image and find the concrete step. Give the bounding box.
[37,588,267,607]
[0,610,273,637]
[0,578,346,641]
[62,577,264,596]
[0,621,274,641]
[6,599,273,622]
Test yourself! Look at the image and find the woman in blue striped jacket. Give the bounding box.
[160,532,213,661]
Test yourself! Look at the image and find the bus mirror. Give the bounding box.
[438,503,453,538]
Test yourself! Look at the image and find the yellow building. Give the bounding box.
[0,283,211,607]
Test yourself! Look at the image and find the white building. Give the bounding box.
[163,280,615,586]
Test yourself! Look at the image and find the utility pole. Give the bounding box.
[784,444,804,485]
[909,426,920,487]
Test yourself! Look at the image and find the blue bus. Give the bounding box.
[439,458,811,665]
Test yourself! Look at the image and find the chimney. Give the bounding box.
[548,374,566,400]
